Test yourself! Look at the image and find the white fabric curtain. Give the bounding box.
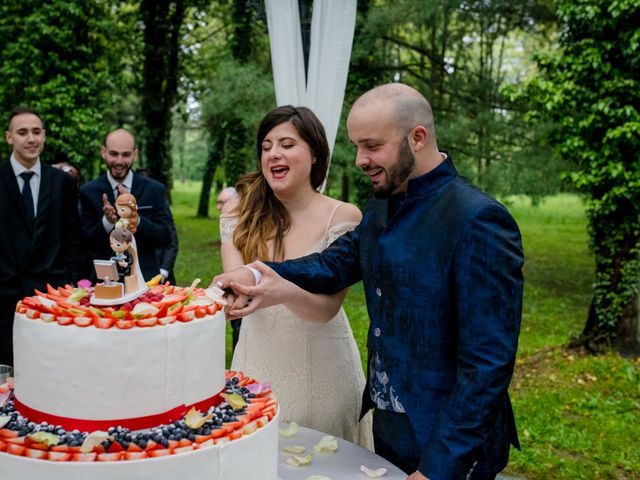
[265,0,357,190]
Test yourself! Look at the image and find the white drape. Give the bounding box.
[265,0,357,190]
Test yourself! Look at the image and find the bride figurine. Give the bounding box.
[114,193,139,233]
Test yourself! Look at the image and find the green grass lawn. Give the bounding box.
[172,183,639,479]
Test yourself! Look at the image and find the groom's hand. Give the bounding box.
[407,472,428,480]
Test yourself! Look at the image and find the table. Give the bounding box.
[278,425,406,480]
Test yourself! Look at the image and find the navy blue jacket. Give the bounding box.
[79,172,174,281]
[270,158,523,479]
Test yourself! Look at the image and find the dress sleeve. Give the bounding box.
[219,215,238,244]
[326,221,360,246]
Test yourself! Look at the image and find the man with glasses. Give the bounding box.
[79,128,175,283]
[216,186,239,214]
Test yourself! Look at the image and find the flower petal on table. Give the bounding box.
[285,453,313,466]
[360,465,388,477]
[279,421,298,437]
[283,445,306,454]
[313,435,338,453]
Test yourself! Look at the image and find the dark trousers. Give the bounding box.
[231,318,242,351]
[372,409,496,480]
[373,409,421,475]
[0,301,17,366]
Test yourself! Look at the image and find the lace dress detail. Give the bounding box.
[219,215,237,244]
[227,204,373,449]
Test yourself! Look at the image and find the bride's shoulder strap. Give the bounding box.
[324,201,346,234]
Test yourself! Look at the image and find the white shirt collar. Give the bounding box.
[10,154,41,178]
[107,170,134,194]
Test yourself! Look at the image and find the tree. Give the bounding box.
[194,0,273,217]
[0,0,127,179]
[138,0,191,192]
[342,0,557,198]
[197,59,275,217]
[526,0,640,356]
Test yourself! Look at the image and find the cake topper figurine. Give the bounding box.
[114,193,139,233]
[110,228,133,283]
[91,193,147,305]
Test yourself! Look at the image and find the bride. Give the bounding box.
[219,105,373,449]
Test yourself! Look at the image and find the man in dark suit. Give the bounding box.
[79,128,175,282]
[0,107,82,366]
[214,83,524,480]
[136,167,179,285]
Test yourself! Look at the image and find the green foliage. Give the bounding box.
[507,195,593,354]
[508,348,640,479]
[525,0,640,354]
[200,59,275,181]
[139,0,190,190]
[0,0,126,178]
[344,0,562,199]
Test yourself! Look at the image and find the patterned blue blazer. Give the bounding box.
[270,157,524,479]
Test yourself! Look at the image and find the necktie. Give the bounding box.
[19,171,35,223]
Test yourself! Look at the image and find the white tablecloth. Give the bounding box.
[278,425,406,480]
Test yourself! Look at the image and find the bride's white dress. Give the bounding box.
[220,205,373,450]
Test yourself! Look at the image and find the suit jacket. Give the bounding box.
[79,172,174,281]
[157,213,178,284]
[0,160,82,364]
[270,157,524,480]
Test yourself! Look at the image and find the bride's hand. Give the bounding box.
[226,262,292,318]
[210,268,255,320]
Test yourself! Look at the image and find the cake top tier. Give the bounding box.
[16,282,224,330]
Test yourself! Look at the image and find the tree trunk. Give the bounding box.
[572,293,640,357]
[197,135,224,218]
[139,0,186,199]
[570,217,640,357]
[341,172,349,203]
[616,293,640,357]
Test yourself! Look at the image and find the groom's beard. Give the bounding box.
[373,137,415,198]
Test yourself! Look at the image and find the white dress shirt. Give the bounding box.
[10,155,41,216]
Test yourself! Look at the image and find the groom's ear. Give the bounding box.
[408,125,428,152]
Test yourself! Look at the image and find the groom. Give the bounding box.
[214,83,524,480]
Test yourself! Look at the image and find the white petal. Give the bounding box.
[283,445,307,454]
[0,416,11,429]
[313,435,338,453]
[279,421,299,437]
[285,453,313,466]
[81,431,111,453]
[360,465,388,478]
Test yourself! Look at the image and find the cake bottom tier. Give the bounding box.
[0,410,278,480]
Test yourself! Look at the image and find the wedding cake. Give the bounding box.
[0,283,279,480]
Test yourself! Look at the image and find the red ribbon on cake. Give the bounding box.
[13,393,223,431]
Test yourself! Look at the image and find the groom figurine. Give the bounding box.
[214,83,524,480]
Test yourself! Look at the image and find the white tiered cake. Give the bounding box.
[0,284,278,480]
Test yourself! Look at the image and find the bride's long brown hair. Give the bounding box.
[233,106,329,263]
